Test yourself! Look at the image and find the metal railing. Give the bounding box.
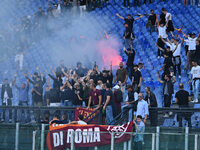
[1,105,200,128]
[1,123,200,150]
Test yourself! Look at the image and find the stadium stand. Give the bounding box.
[0,0,200,127]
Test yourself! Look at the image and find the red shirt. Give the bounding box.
[89,89,101,106]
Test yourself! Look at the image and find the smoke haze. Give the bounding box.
[0,0,122,72]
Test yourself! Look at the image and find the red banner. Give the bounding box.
[75,107,99,124]
[46,122,133,150]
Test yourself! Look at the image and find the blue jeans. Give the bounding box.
[193,80,199,100]
[122,85,128,102]
[106,105,114,125]
[18,101,28,123]
[64,100,73,121]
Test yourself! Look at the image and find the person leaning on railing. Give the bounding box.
[133,115,145,150]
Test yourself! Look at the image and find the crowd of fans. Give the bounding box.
[0,0,200,129]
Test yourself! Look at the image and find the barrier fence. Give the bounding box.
[1,123,200,150]
[1,106,200,127]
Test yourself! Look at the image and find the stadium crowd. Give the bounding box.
[0,0,200,129]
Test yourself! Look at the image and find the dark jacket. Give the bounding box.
[144,92,157,107]
[125,50,135,67]
[1,84,13,100]
[163,80,174,95]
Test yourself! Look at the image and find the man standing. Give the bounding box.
[0,78,14,122]
[116,13,143,45]
[103,83,114,124]
[116,14,143,34]
[144,87,157,126]
[132,65,142,94]
[183,32,200,70]
[189,60,200,103]
[113,84,123,118]
[157,22,167,58]
[13,75,29,123]
[78,0,87,17]
[175,83,191,127]
[162,8,174,36]
[114,62,128,100]
[123,47,135,80]
[156,73,176,117]
[87,83,102,109]
[146,9,156,33]
[122,85,135,122]
[123,23,132,49]
[172,38,184,78]
[133,93,149,124]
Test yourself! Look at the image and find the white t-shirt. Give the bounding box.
[191,65,200,79]
[188,37,197,50]
[77,120,87,125]
[165,12,172,21]
[173,44,181,57]
[166,42,176,51]
[158,26,167,38]
[185,39,189,46]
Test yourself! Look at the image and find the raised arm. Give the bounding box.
[197,32,200,39]
[61,68,68,77]
[166,38,172,46]
[26,79,29,90]
[133,120,140,133]
[156,73,164,84]
[36,66,41,77]
[50,66,56,77]
[46,70,57,81]
[114,74,117,83]
[123,47,128,56]
[172,43,178,54]
[24,73,34,84]
[160,36,167,44]
[134,15,143,21]
[178,35,184,45]
[182,31,188,38]
[12,73,17,86]
[12,73,19,89]
[155,42,165,52]
[166,14,170,27]
[116,13,125,20]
